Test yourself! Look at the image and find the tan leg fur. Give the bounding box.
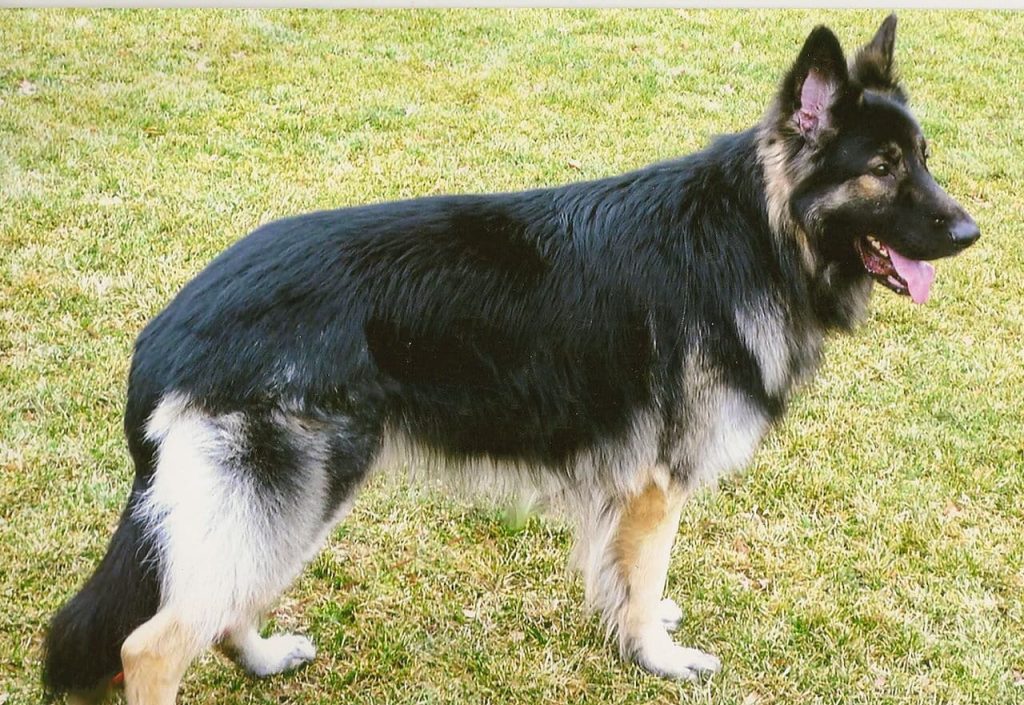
[603,480,721,680]
[120,610,203,705]
[613,481,686,644]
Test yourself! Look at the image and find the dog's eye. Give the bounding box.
[870,163,892,177]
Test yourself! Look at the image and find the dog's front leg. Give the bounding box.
[576,480,721,681]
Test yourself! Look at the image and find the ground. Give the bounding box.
[1,9,1022,705]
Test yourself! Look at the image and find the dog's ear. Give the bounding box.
[780,25,853,145]
[850,14,906,101]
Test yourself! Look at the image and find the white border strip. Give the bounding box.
[3,1,1023,8]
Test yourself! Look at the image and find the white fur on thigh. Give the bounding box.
[135,394,338,643]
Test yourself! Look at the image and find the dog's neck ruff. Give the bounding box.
[752,121,874,333]
[754,123,817,277]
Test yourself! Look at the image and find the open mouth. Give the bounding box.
[854,235,935,304]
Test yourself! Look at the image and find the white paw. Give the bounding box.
[633,629,721,681]
[658,598,684,632]
[241,633,317,678]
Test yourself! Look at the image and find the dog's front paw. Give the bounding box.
[658,598,684,632]
[632,629,720,681]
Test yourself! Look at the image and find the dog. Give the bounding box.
[43,14,979,704]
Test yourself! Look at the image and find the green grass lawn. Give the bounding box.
[2,9,1023,705]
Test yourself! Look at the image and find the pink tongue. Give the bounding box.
[888,249,935,304]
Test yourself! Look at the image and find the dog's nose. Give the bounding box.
[949,215,980,248]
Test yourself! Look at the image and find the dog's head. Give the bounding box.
[762,15,979,305]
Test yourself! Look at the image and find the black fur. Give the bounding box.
[42,478,160,697]
[43,16,978,696]
[128,134,798,468]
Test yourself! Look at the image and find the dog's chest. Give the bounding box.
[685,385,771,488]
[661,300,825,488]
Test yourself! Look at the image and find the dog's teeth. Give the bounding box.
[867,236,889,257]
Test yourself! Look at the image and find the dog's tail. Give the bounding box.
[42,475,161,699]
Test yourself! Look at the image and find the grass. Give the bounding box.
[1,8,1022,705]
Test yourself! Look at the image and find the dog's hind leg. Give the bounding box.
[121,610,204,705]
[130,397,378,702]
[574,477,720,681]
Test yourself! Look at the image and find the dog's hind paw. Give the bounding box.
[658,598,684,632]
[236,633,317,678]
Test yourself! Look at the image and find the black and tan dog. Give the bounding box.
[44,15,978,704]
